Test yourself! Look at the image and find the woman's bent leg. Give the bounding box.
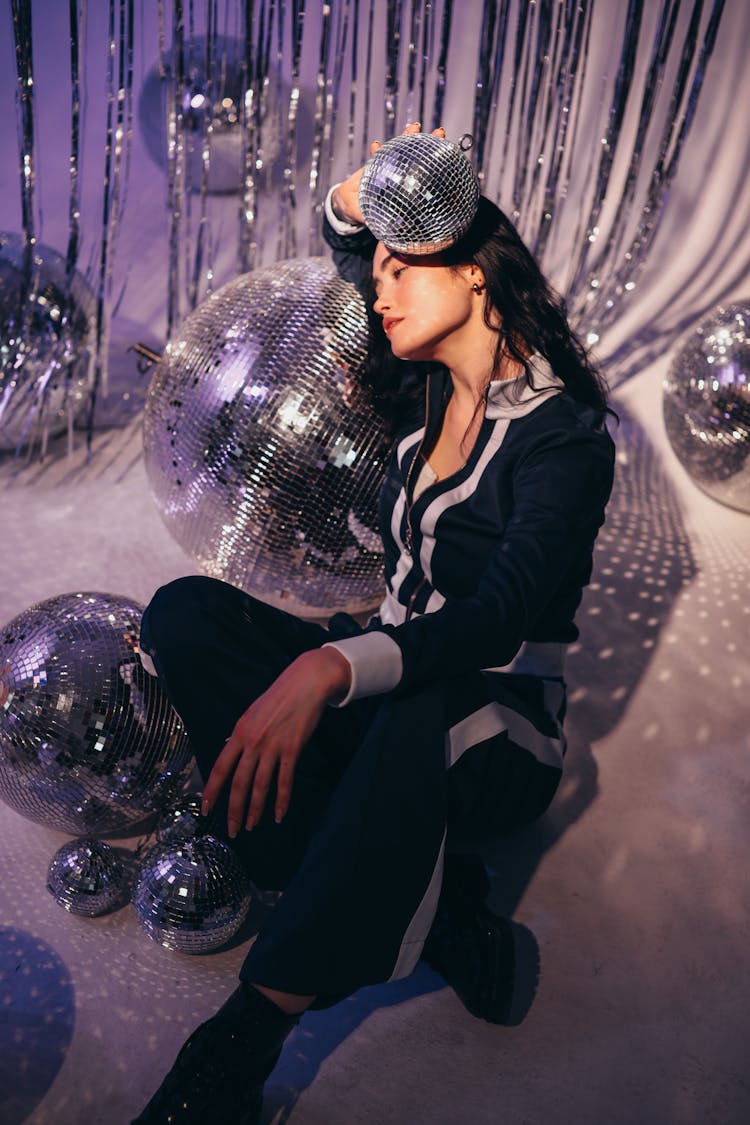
[241,669,565,1003]
[139,575,365,889]
[132,669,568,1120]
[240,682,449,998]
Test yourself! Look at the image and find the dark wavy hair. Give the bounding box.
[359,195,609,432]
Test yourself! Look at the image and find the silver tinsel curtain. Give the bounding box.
[2,0,748,439]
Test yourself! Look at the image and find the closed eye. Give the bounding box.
[372,258,407,297]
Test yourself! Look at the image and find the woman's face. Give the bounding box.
[371,241,481,364]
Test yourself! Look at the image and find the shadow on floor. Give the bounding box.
[0,927,75,1125]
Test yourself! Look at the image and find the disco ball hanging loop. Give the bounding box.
[663,302,750,514]
[143,257,390,617]
[358,132,480,254]
[0,592,194,835]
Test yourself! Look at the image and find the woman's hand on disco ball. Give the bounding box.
[332,121,446,226]
[201,647,352,838]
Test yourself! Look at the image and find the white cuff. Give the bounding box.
[324,185,366,235]
[322,631,403,706]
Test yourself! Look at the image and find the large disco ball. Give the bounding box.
[0,232,94,451]
[663,302,750,513]
[47,836,129,917]
[0,593,194,835]
[359,132,480,253]
[133,835,251,953]
[143,257,390,616]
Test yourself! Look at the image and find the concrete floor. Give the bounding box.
[1,360,749,1125]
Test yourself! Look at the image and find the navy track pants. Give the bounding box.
[140,575,563,1000]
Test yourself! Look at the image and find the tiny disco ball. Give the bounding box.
[663,302,750,513]
[0,592,194,835]
[358,132,480,254]
[133,835,251,953]
[47,836,129,917]
[143,257,390,616]
[0,232,94,451]
[155,793,206,844]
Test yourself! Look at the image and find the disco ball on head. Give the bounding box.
[358,132,480,253]
[0,232,94,451]
[47,836,129,917]
[0,592,194,835]
[663,302,750,513]
[143,257,390,617]
[133,834,251,953]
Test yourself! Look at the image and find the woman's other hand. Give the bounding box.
[201,647,352,837]
[331,121,446,226]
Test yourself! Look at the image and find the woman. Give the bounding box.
[132,123,615,1124]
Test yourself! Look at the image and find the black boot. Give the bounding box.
[422,853,516,1025]
[132,983,299,1124]
[437,852,491,919]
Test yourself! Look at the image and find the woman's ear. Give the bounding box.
[467,263,486,292]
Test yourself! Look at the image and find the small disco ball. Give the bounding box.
[0,592,194,835]
[133,834,251,953]
[0,232,94,451]
[663,302,750,513]
[358,132,480,254]
[47,836,128,917]
[143,257,390,617]
[155,793,206,844]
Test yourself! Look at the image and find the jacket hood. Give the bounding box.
[485,356,564,420]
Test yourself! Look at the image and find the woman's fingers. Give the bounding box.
[274,754,296,824]
[201,734,244,816]
[401,121,445,135]
[205,727,302,836]
[245,753,278,831]
[226,743,261,837]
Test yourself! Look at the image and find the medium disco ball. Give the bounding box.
[47,836,129,917]
[359,132,480,253]
[143,257,390,616]
[0,592,194,835]
[663,302,750,513]
[133,835,251,953]
[0,232,94,451]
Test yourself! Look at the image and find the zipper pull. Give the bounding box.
[405,576,427,623]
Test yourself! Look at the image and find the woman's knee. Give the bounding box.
[140,575,229,666]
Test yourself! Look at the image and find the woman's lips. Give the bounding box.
[383,318,402,336]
